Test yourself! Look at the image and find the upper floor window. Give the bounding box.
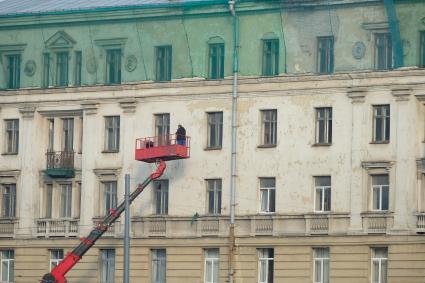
[420,31,425,68]
[55,51,69,87]
[152,249,166,283]
[260,178,275,213]
[104,116,120,152]
[371,247,387,283]
[373,105,390,143]
[207,112,223,149]
[375,33,392,70]
[372,175,389,211]
[50,249,64,271]
[155,114,170,146]
[62,118,74,152]
[208,43,224,79]
[60,184,72,218]
[206,179,222,215]
[1,184,16,218]
[204,249,219,283]
[103,181,117,216]
[261,110,277,146]
[313,248,330,283]
[154,180,168,215]
[100,249,115,283]
[74,51,82,86]
[42,53,51,88]
[4,119,19,154]
[314,176,331,212]
[106,49,121,85]
[317,36,334,74]
[155,46,172,82]
[258,248,274,283]
[315,107,332,145]
[262,39,279,76]
[5,54,20,89]
[0,250,14,283]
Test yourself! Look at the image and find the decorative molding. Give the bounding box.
[347,87,367,103]
[361,22,389,30]
[125,55,137,72]
[81,101,99,115]
[24,60,36,77]
[361,161,393,171]
[391,88,411,102]
[45,30,76,49]
[0,44,26,54]
[38,109,83,117]
[414,94,425,102]
[0,170,20,183]
[352,42,366,60]
[119,99,137,114]
[94,38,127,48]
[93,168,121,181]
[18,105,36,119]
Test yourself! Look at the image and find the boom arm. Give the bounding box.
[41,160,166,283]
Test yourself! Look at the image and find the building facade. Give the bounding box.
[0,0,425,282]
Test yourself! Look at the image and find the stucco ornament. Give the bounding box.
[125,54,137,72]
[352,41,366,60]
[86,57,98,74]
[24,60,36,77]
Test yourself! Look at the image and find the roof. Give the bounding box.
[0,0,225,17]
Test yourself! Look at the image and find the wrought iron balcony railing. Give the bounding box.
[46,151,74,169]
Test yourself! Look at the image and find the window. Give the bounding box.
[1,184,16,218]
[106,49,121,85]
[74,51,82,86]
[315,108,332,144]
[152,249,166,283]
[317,37,334,74]
[5,120,19,154]
[208,43,224,79]
[155,114,170,146]
[314,177,331,212]
[261,110,277,146]
[262,39,279,76]
[48,119,55,152]
[1,250,14,283]
[62,118,74,152]
[206,179,222,215]
[260,178,275,213]
[373,105,390,143]
[375,33,392,70]
[204,249,219,283]
[55,52,69,87]
[421,31,425,68]
[155,46,172,81]
[42,53,50,88]
[207,112,223,148]
[313,248,329,283]
[50,249,64,271]
[154,180,168,215]
[45,184,53,218]
[5,55,20,89]
[371,247,387,283]
[60,184,72,218]
[258,248,274,283]
[103,181,117,216]
[372,175,389,211]
[104,116,120,152]
[101,249,115,283]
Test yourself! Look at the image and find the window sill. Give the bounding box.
[258,212,276,215]
[204,147,222,151]
[370,141,390,144]
[257,144,277,149]
[101,150,119,154]
[1,152,18,156]
[312,143,332,147]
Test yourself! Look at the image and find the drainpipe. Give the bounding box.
[228,1,238,283]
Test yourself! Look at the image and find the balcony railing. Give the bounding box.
[417,213,425,233]
[361,212,393,234]
[36,219,79,238]
[45,151,75,177]
[0,218,16,237]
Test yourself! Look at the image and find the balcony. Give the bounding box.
[44,151,75,178]
[36,219,79,238]
[417,213,425,233]
[361,212,393,234]
[0,218,16,237]
[92,218,119,237]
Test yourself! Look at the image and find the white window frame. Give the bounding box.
[103,181,117,216]
[315,107,332,144]
[50,249,64,271]
[0,250,14,283]
[206,179,222,215]
[258,248,274,283]
[207,112,223,149]
[62,118,74,152]
[104,116,120,152]
[204,249,219,283]
[259,178,275,213]
[372,105,390,143]
[60,184,72,218]
[152,249,166,283]
[371,247,388,283]
[1,184,16,218]
[154,114,170,146]
[371,175,389,211]
[154,180,168,215]
[100,249,115,283]
[260,110,277,146]
[4,119,19,154]
[314,177,331,212]
[313,248,329,283]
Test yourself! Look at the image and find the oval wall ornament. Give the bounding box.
[24,60,36,77]
[125,55,137,72]
[352,41,366,60]
[86,57,98,74]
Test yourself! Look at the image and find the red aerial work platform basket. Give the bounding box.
[135,134,190,163]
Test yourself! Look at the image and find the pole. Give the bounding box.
[124,174,130,283]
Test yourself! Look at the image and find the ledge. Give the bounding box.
[257,144,277,149]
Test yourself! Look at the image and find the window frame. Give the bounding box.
[153,180,169,215]
[55,51,69,87]
[372,105,390,143]
[74,51,82,86]
[42,53,51,88]
[106,49,122,85]
[5,54,21,89]
[154,113,170,146]
[102,181,117,216]
[206,179,222,215]
[4,119,19,154]
[1,184,16,218]
[0,250,14,283]
[260,110,277,147]
[317,36,334,74]
[62,118,74,152]
[100,249,115,283]
[314,176,331,213]
[208,43,225,80]
[59,183,72,218]
[155,45,172,82]
[313,248,330,283]
[371,247,388,283]
[315,107,332,145]
[374,33,392,70]
[258,248,274,283]
[259,178,276,213]
[104,116,120,152]
[371,175,389,211]
[262,39,279,76]
[207,112,223,149]
[151,249,166,283]
[204,248,219,283]
[50,249,64,271]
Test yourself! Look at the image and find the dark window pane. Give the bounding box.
[156,46,172,81]
[106,49,121,85]
[262,39,279,76]
[6,55,20,89]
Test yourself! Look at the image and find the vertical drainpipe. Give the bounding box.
[228,1,238,283]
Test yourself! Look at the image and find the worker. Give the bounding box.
[176,124,186,145]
